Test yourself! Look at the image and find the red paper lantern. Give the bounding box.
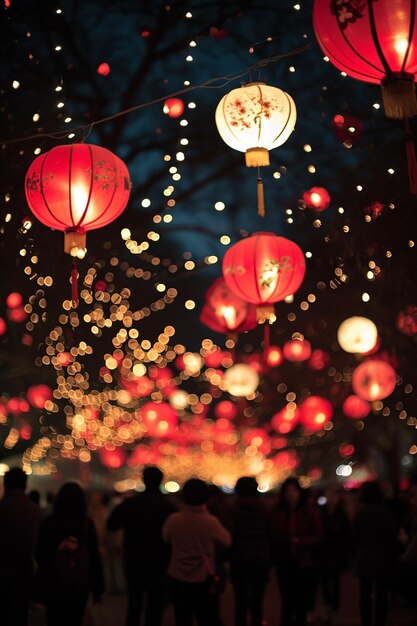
[299,395,333,432]
[271,403,300,434]
[141,401,178,437]
[342,394,371,419]
[163,98,185,118]
[200,277,258,334]
[26,384,52,409]
[302,186,331,211]
[352,359,397,401]
[97,62,110,76]
[25,143,131,257]
[283,338,312,362]
[313,0,417,119]
[100,446,127,469]
[264,345,283,367]
[222,232,305,316]
[6,292,22,309]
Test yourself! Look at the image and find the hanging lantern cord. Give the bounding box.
[263,321,270,353]
[257,167,265,218]
[405,118,417,196]
[71,258,79,308]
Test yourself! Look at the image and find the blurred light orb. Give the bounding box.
[97,62,110,76]
[299,395,333,432]
[352,359,397,401]
[337,316,378,354]
[163,98,185,118]
[224,363,259,397]
[342,394,371,419]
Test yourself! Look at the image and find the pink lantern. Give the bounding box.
[352,359,397,401]
[299,396,333,432]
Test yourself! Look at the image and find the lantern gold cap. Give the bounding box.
[245,147,270,167]
[64,230,87,258]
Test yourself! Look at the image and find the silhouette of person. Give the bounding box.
[318,484,352,624]
[0,466,43,626]
[35,481,104,626]
[107,465,176,626]
[229,476,272,626]
[272,476,322,626]
[162,478,232,626]
[353,480,397,626]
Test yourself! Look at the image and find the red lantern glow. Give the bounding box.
[308,349,330,371]
[200,277,259,334]
[141,402,178,437]
[302,186,331,211]
[342,394,371,420]
[271,403,300,434]
[265,345,283,367]
[352,359,397,401]
[163,98,185,118]
[214,400,238,421]
[283,338,311,362]
[243,427,271,454]
[6,292,22,309]
[120,375,154,398]
[25,144,131,258]
[299,396,333,432]
[97,62,110,76]
[222,232,305,311]
[100,446,127,469]
[0,317,6,336]
[26,384,52,409]
[313,0,417,119]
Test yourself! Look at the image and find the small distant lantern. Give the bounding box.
[163,98,185,118]
[283,338,312,362]
[120,375,154,398]
[265,345,283,367]
[337,316,378,354]
[299,395,333,432]
[352,359,397,401]
[308,349,330,371]
[271,403,300,434]
[397,305,417,336]
[100,446,127,469]
[214,400,238,421]
[97,63,110,76]
[215,82,296,216]
[141,401,178,437]
[6,292,22,309]
[302,186,331,211]
[342,394,371,420]
[25,144,131,306]
[243,427,271,454]
[26,384,52,409]
[222,232,305,320]
[223,363,259,397]
[199,277,258,334]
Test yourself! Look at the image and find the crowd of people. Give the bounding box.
[0,465,417,626]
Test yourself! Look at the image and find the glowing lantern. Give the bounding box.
[271,403,300,434]
[397,305,417,335]
[100,446,127,469]
[313,0,417,120]
[141,402,178,437]
[265,345,283,367]
[352,359,397,401]
[302,186,331,211]
[120,375,154,398]
[222,232,305,319]
[283,338,311,362]
[163,98,185,118]
[0,318,6,336]
[97,62,110,76]
[200,277,258,334]
[299,396,333,432]
[169,390,189,410]
[215,82,296,215]
[243,427,271,454]
[223,363,259,397]
[342,394,371,420]
[26,384,52,409]
[25,144,131,305]
[308,349,330,371]
[214,400,238,421]
[6,292,22,309]
[337,316,378,354]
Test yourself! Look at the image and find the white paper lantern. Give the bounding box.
[337,316,378,354]
[223,363,259,397]
[215,82,297,167]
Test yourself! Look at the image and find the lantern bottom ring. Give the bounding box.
[381,72,417,120]
[245,147,270,167]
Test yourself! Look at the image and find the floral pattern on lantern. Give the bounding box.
[337,316,378,354]
[313,0,417,119]
[352,359,397,401]
[215,82,297,167]
[222,232,305,313]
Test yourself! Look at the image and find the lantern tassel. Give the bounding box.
[405,119,417,196]
[381,74,417,120]
[71,260,79,308]
[257,173,265,218]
